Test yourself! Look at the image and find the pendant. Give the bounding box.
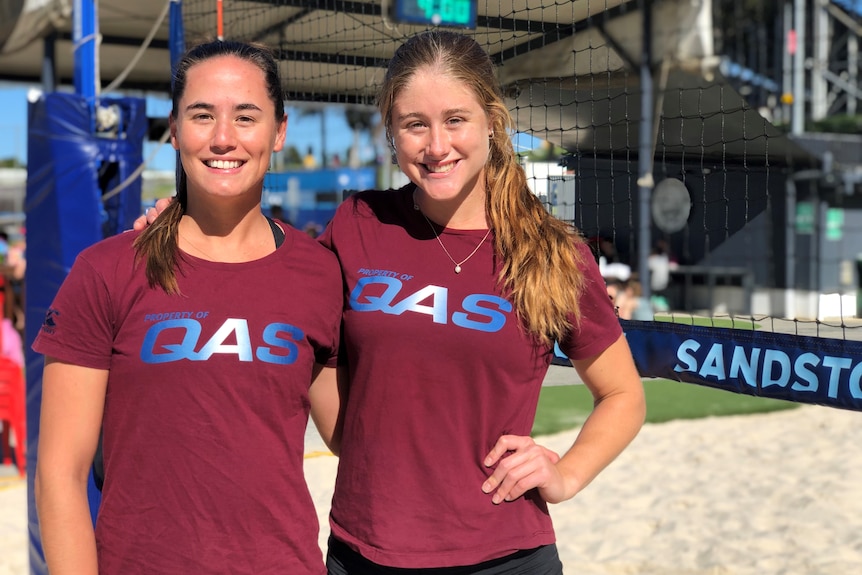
[454,265,462,274]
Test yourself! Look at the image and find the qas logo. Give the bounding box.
[141,318,303,364]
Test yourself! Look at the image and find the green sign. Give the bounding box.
[826,208,844,241]
[393,0,477,28]
[795,202,814,235]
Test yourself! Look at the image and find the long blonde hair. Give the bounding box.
[378,31,586,346]
[133,40,285,294]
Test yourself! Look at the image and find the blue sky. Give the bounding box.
[835,0,862,15]
[0,81,541,171]
[0,81,380,171]
[0,83,31,165]
[6,2,862,168]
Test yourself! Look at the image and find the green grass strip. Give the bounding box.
[532,379,798,436]
[652,315,759,329]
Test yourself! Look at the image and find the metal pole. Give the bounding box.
[41,33,57,93]
[170,0,186,192]
[321,111,328,168]
[785,178,796,318]
[638,0,653,301]
[782,1,792,124]
[850,35,858,115]
[811,0,829,121]
[792,0,806,134]
[73,0,99,130]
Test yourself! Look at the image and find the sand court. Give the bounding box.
[3,403,860,575]
[303,404,862,575]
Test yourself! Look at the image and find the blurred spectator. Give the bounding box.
[647,239,676,313]
[647,241,670,293]
[605,278,629,318]
[268,204,293,227]
[596,238,631,283]
[1,312,23,367]
[302,146,317,169]
[303,221,322,239]
[607,277,654,321]
[0,230,25,333]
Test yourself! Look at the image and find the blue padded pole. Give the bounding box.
[169,0,186,82]
[169,0,185,192]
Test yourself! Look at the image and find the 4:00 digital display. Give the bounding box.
[393,0,477,29]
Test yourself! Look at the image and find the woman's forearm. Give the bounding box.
[555,388,646,498]
[36,474,99,574]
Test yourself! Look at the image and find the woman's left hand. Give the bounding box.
[481,435,572,504]
[133,197,173,231]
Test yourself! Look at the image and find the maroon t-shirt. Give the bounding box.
[319,186,621,568]
[33,226,341,574]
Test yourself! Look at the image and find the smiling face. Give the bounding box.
[391,67,491,207]
[169,54,286,204]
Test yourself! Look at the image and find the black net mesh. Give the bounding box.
[178,0,862,340]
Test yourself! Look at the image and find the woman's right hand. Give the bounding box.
[133,197,174,230]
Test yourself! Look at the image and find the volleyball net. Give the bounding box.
[174,0,862,410]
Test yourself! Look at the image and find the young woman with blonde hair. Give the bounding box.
[320,30,646,574]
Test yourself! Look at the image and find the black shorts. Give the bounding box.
[326,536,564,575]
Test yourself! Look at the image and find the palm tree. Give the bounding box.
[293,105,328,168]
[344,106,378,167]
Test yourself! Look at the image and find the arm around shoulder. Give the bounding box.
[308,364,348,455]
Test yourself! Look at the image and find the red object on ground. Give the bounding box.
[0,357,26,477]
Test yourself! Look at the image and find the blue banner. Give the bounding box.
[619,320,862,411]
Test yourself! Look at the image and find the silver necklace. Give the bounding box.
[418,210,492,274]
